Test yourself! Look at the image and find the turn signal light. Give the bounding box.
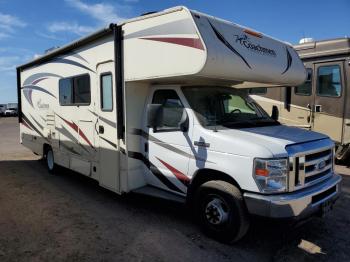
[255,168,269,177]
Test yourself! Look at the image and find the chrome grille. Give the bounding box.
[286,139,334,192]
[304,149,332,185]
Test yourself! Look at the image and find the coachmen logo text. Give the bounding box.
[233,34,276,57]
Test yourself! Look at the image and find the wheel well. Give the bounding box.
[43,143,51,157]
[187,169,241,204]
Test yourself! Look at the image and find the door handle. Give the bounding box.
[99,125,104,134]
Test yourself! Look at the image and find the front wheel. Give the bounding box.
[195,180,250,243]
[45,146,57,174]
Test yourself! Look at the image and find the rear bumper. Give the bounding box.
[244,173,342,218]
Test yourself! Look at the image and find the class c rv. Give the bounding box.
[17,6,342,242]
[252,38,350,163]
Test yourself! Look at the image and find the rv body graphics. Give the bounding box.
[17,6,341,242]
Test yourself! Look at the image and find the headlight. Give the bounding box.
[253,158,288,193]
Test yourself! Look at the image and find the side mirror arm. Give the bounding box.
[271,105,279,121]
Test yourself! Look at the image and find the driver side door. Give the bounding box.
[144,88,193,195]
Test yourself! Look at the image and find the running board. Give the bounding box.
[132,186,186,203]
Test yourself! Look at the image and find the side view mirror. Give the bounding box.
[179,109,189,132]
[147,104,163,132]
[271,105,279,121]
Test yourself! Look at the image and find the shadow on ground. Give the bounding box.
[0,159,349,262]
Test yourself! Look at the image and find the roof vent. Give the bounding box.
[299,38,314,44]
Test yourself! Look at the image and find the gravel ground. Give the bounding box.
[0,117,349,262]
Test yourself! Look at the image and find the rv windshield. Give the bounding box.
[182,86,279,129]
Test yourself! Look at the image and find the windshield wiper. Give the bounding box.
[249,116,280,123]
[221,119,258,128]
[221,117,280,128]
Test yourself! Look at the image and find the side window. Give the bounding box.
[73,74,91,104]
[100,73,113,111]
[248,87,267,95]
[152,90,185,129]
[295,68,312,96]
[317,65,342,97]
[59,74,90,106]
[59,78,73,105]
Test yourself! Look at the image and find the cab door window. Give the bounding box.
[152,90,185,130]
[317,65,342,97]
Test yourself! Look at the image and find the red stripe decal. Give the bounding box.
[157,158,190,186]
[57,115,93,148]
[21,121,32,130]
[61,117,79,132]
[140,37,204,50]
[78,129,94,148]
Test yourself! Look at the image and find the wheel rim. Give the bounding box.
[47,150,54,170]
[204,195,230,225]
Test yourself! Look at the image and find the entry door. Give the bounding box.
[96,62,120,192]
[145,88,193,195]
[312,61,346,142]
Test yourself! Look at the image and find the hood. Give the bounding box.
[241,125,327,144]
[199,124,328,158]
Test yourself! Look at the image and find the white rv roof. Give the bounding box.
[17,6,187,69]
[122,6,306,85]
[19,6,306,87]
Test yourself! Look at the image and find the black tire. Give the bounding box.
[194,180,250,243]
[45,146,57,174]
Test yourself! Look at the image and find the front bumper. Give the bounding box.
[244,173,342,218]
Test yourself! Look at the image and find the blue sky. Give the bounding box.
[0,0,349,103]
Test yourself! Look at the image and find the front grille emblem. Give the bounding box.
[316,160,326,171]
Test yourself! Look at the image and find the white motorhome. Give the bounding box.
[17,6,341,242]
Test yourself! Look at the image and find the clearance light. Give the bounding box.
[244,29,262,38]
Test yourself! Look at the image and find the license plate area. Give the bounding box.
[312,186,336,204]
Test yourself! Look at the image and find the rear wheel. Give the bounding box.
[45,146,57,174]
[195,180,250,243]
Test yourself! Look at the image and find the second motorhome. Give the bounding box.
[252,38,350,163]
[17,6,341,242]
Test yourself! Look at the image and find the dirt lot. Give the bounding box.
[0,117,349,262]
